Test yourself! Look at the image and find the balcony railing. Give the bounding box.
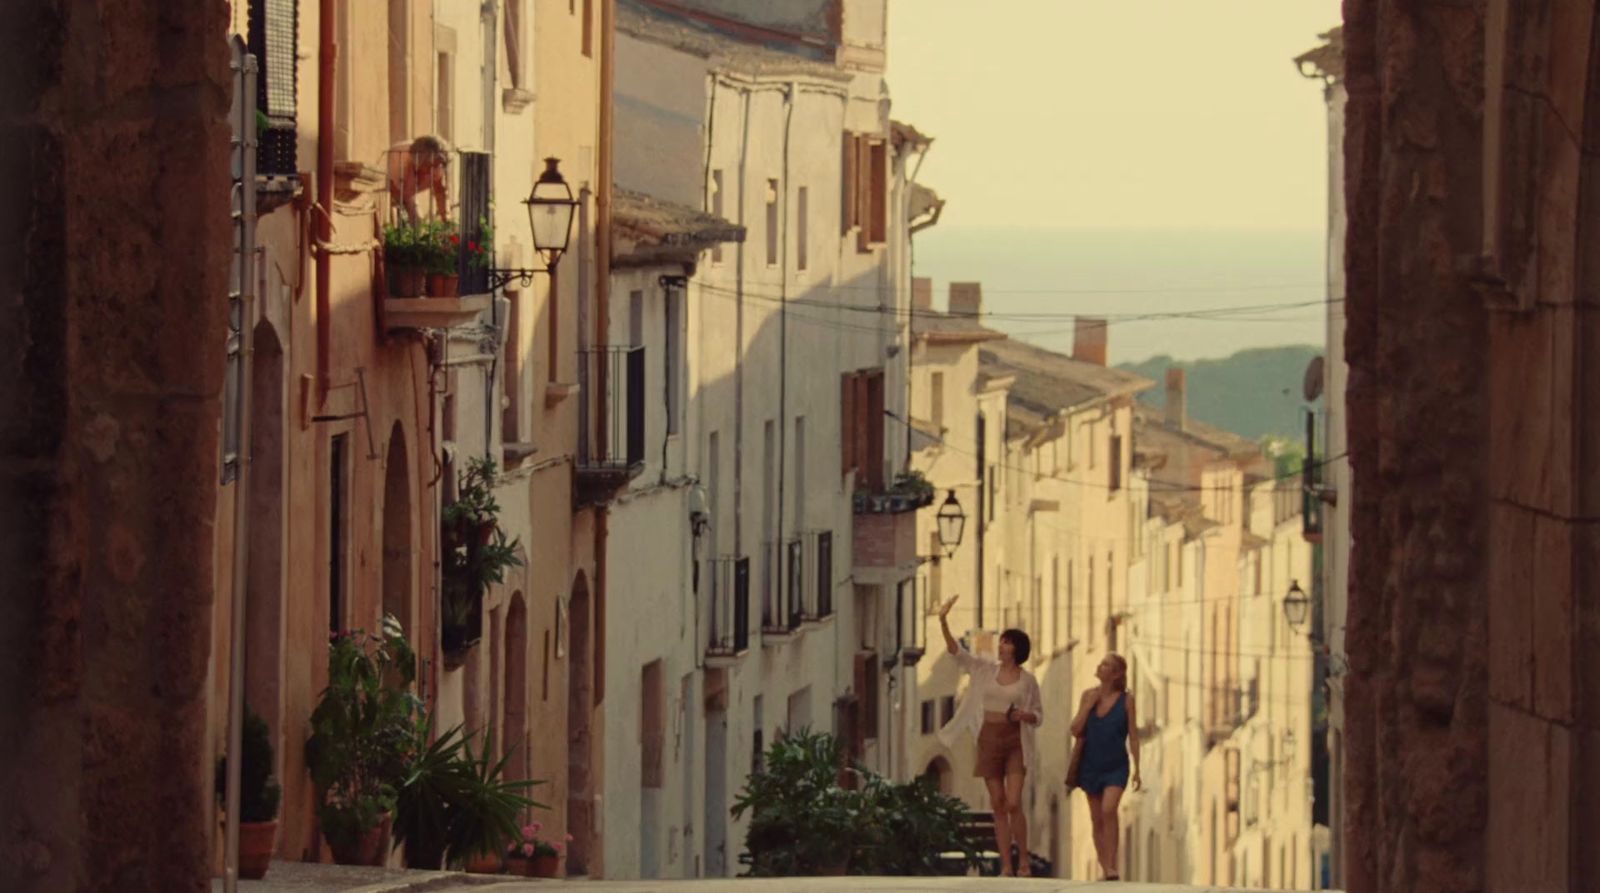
[576,346,645,505]
[761,540,802,636]
[707,555,750,663]
[799,530,834,621]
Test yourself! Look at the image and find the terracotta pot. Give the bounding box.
[532,852,560,878]
[427,273,460,298]
[328,813,391,867]
[237,820,278,880]
[464,851,503,874]
[387,265,426,298]
[505,854,535,877]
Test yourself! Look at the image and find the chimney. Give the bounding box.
[912,277,933,311]
[1072,317,1108,366]
[1165,367,1187,430]
[948,281,983,319]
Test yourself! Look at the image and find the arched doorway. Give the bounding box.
[566,572,593,875]
[244,321,286,773]
[504,593,529,787]
[381,423,412,636]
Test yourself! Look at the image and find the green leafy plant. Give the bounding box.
[383,222,426,269]
[441,459,524,653]
[392,719,544,869]
[305,616,421,858]
[733,728,974,877]
[255,109,272,141]
[214,703,283,824]
[889,469,935,503]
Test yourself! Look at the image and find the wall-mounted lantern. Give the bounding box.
[487,157,579,291]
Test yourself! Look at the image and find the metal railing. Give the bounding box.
[577,346,645,471]
[761,540,802,633]
[707,556,750,657]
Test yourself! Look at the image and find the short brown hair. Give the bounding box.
[410,134,449,161]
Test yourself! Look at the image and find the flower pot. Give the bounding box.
[328,813,391,866]
[464,851,503,874]
[532,852,560,878]
[238,820,278,880]
[505,854,535,877]
[388,265,426,298]
[427,273,460,298]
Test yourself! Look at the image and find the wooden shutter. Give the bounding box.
[868,140,888,244]
[853,373,871,488]
[861,649,880,740]
[864,369,885,492]
[855,136,872,251]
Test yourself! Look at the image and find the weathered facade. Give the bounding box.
[1342,1,1600,891]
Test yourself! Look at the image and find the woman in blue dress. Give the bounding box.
[1069,652,1141,881]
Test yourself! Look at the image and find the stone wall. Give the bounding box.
[1,1,232,891]
[1342,1,1600,891]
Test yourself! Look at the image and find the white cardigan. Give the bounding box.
[935,648,1045,772]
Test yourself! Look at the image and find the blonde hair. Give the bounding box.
[1105,652,1128,691]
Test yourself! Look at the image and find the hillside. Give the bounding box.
[1118,345,1323,443]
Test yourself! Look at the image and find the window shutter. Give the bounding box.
[868,140,888,244]
[853,373,871,488]
[864,370,885,492]
[861,649,880,740]
[841,131,857,234]
[855,136,872,252]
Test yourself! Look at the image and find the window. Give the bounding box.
[930,371,945,433]
[641,660,665,788]
[710,170,725,263]
[765,179,780,266]
[249,0,300,175]
[793,416,806,529]
[665,287,683,435]
[581,0,593,57]
[329,434,349,633]
[842,132,887,249]
[436,48,454,142]
[920,699,936,735]
[940,695,956,725]
[796,186,809,271]
[840,369,885,490]
[388,0,410,142]
[628,289,643,347]
[1110,434,1123,492]
[503,0,526,91]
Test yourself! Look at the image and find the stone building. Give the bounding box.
[1341,1,1600,890]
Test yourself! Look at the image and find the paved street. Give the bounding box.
[222,861,1309,893]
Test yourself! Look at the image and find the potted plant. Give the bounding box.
[423,220,460,298]
[214,704,283,880]
[505,821,568,878]
[383,223,426,297]
[306,617,420,865]
[441,459,524,660]
[391,720,540,871]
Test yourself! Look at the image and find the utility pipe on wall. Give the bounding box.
[316,0,336,402]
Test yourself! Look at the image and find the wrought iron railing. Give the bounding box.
[577,346,645,471]
[707,555,750,658]
[797,530,834,621]
[760,541,794,633]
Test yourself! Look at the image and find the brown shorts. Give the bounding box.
[974,719,1025,779]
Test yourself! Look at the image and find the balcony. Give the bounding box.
[705,555,750,667]
[575,345,645,506]
[381,151,494,334]
[798,530,835,623]
[761,540,802,642]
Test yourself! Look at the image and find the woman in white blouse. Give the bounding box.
[934,595,1044,877]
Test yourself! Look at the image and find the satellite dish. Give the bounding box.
[1303,356,1326,402]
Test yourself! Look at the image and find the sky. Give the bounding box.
[886,1,1344,232]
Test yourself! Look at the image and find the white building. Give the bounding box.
[602,0,929,877]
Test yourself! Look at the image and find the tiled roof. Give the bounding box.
[979,339,1154,426]
[911,308,1008,345]
[618,0,850,81]
[612,188,744,268]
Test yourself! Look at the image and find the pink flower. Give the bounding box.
[522,843,535,857]
[553,843,563,852]
[521,824,535,838]
[565,834,574,842]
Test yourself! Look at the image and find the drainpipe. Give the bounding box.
[775,83,794,612]
[483,0,499,458]
[315,0,336,402]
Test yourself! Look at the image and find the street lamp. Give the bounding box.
[487,157,579,291]
[1283,579,1310,632]
[936,490,966,559]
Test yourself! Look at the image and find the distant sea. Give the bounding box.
[911,225,1328,365]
